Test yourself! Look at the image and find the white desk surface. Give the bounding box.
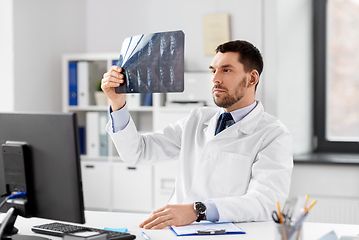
[2,211,359,240]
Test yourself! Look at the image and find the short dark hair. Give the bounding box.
[216,40,264,90]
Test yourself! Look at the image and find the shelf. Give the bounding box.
[81,155,110,161]
[129,106,154,112]
[81,155,124,162]
[68,105,108,111]
[158,106,198,112]
[68,105,154,112]
[62,52,120,61]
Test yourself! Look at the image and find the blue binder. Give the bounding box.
[69,61,78,105]
[78,126,85,155]
[112,60,118,66]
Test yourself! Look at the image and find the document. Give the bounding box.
[169,222,245,236]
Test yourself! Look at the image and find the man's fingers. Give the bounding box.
[139,204,196,230]
[103,71,124,83]
[139,207,171,229]
[101,69,125,91]
[152,219,174,229]
[111,65,122,73]
[143,214,172,229]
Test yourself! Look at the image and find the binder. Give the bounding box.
[169,222,245,236]
[86,112,99,156]
[141,93,153,106]
[112,60,118,66]
[68,61,78,106]
[78,126,86,155]
[78,61,90,107]
[99,112,108,156]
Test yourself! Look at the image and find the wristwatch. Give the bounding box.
[194,202,206,222]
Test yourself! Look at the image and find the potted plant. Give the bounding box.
[94,79,108,106]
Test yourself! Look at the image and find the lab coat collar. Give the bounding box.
[203,101,264,141]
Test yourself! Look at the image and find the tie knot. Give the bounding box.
[215,112,233,135]
[221,112,233,122]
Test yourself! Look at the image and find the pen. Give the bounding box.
[141,231,150,240]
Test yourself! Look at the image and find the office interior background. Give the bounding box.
[1,0,358,224]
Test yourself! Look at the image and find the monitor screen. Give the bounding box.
[0,112,85,236]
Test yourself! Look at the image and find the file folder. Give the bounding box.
[69,61,78,106]
[78,61,90,107]
[86,112,99,156]
[99,112,108,156]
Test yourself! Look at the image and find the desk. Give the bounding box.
[2,211,359,240]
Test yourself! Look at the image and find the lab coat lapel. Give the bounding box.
[236,102,264,135]
[203,110,220,141]
[214,121,241,139]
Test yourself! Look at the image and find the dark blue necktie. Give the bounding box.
[215,112,233,135]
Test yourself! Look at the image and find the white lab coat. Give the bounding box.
[107,101,293,222]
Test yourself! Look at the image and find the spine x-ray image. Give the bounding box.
[115,30,185,94]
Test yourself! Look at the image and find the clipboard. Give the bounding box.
[169,222,245,236]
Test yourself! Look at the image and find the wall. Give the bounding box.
[0,0,87,113]
[12,0,87,112]
[0,0,15,112]
[290,163,359,224]
[85,0,263,72]
[276,0,313,155]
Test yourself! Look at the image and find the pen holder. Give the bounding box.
[275,224,303,240]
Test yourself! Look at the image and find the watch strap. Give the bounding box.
[196,214,206,222]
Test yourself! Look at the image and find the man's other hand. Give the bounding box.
[139,204,198,229]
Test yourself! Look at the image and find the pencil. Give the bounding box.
[304,194,309,211]
[304,200,317,214]
[277,202,284,224]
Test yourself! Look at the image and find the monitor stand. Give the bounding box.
[0,207,50,240]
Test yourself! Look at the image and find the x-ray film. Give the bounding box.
[115,30,185,94]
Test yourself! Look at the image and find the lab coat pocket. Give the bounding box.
[210,152,251,196]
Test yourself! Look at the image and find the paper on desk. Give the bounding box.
[169,222,245,236]
[318,231,339,240]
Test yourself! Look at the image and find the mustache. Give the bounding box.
[212,84,227,91]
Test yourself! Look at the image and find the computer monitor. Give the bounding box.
[0,112,85,239]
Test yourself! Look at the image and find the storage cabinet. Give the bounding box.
[62,53,213,213]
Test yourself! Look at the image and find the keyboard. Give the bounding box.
[31,222,136,240]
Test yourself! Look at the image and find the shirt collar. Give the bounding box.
[220,100,258,123]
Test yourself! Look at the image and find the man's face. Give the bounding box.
[209,52,250,112]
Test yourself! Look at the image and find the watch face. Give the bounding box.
[195,202,206,214]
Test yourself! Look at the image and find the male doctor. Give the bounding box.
[102,40,293,229]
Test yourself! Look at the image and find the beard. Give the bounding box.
[212,76,247,108]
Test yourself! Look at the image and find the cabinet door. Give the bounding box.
[81,161,111,210]
[154,161,178,209]
[112,163,153,213]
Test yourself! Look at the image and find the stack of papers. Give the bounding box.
[170,222,245,236]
